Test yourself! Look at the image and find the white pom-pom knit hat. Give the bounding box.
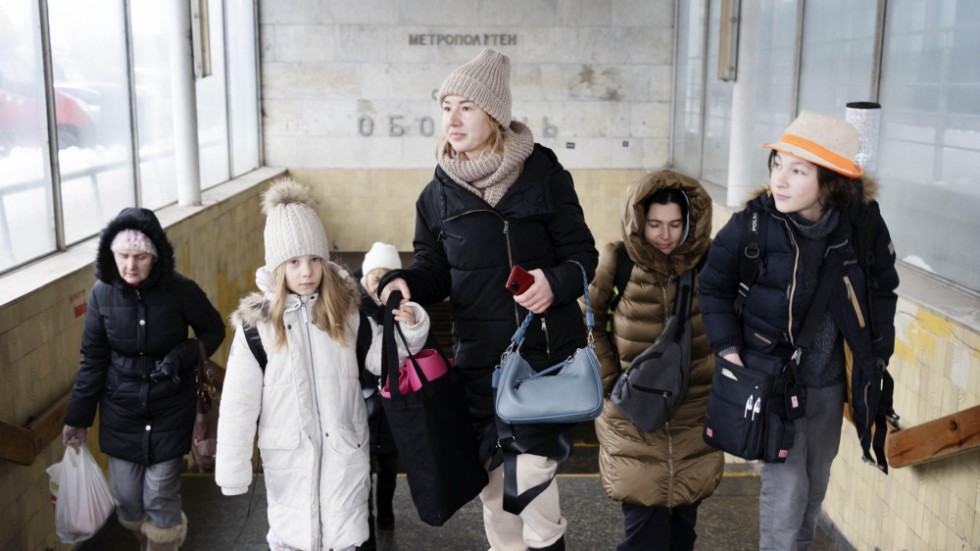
[261,178,330,270]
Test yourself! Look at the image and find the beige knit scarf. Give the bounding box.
[438,121,535,207]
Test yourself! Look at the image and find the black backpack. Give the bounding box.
[610,270,694,432]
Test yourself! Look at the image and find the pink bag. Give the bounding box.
[381,348,453,397]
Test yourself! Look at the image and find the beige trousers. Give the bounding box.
[479,454,567,550]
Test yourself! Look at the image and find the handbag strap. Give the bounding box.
[195,339,208,385]
[785,239,847,381]
[507,260,593,350]
[673,270,694,322]
[393,320,452,392]
[195,339,217,409]
[381,291,405,399]
[498,422,573,515]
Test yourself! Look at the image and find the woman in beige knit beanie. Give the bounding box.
[381,49,598,551]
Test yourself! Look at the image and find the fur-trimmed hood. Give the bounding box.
[94,207,175,287]
[621,170,713,276]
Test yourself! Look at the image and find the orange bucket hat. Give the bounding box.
[763,111,864,178]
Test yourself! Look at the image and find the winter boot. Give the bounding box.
[142,512,187,551]
[531,536,565,551]
[117,514,148,551]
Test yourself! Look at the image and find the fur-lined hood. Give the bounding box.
[230,292,268,329]
[744,173,880,207]
[94,207,175,287]
[621,170,713,276]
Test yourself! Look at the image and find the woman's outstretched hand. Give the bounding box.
[380,277,411,306]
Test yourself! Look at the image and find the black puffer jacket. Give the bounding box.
[383,144,597,458]
[64,208,226,465]
[698,179,898,466]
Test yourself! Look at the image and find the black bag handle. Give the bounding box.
[381,291,450,400]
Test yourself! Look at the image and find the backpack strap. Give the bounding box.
[245,312,371,375]
[608,244,635,313]
[856,201,882,339]
[735,210,767,316]
[243,324,267,372]
[355,311,371,375]
[673,270,695,322]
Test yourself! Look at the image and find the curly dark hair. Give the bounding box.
[768,150,857,211]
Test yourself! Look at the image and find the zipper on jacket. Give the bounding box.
[843,275,867,328]
[772,216,801,345]
[666,420,675,508]
[502,220,514,267]
[541,319,551,357]
[501,219,525,328]
[300,303,325,547]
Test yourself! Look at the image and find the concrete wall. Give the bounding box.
[0,170,278,551]
[260,0,674,171]
[260,0,675,252]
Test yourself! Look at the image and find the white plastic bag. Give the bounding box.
[47,444,116,543]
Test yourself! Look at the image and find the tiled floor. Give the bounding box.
[77,464,844,550]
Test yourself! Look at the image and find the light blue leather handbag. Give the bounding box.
[492,260,603,424]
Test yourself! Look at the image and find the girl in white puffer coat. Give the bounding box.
[216,178,429,551]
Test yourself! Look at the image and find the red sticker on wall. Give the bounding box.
[70,290,87,319]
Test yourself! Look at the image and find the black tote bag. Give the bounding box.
[379,292,488,526]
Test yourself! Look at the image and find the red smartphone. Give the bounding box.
[505,265,535,295]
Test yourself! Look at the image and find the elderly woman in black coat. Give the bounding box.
[62,207,225,551]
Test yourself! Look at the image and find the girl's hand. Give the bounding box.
[392,304,417,326]
[723,352,744,367]
[514,269,554,314]
[380,277,410,306]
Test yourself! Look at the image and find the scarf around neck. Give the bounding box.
[438,121,535,207]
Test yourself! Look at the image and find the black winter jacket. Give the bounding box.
[65,208,226,465]
[382,145,597,456]
[698,181,898,466]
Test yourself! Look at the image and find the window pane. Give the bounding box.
[226,0,259,176]
[0,2,56,272]
[878,0,980,291]
[197,0,230,187]
[131,2,178,210]
[671,0,706,177]
[701,0,734,187]
[798,0,878,116]
[48,0,135,244]
[743,0,798,192]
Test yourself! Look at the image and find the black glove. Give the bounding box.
[149,358,181,386]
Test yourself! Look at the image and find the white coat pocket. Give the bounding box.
[326,424,368,455]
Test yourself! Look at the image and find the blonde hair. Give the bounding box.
[436,111,504,159]
[268,262,359,350]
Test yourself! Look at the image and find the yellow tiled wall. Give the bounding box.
[824,302,980,550]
